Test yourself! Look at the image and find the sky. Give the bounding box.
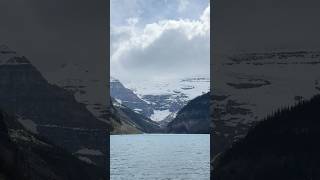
[0,0,107,78]
[214,0,320,53]
[110,0,210,83]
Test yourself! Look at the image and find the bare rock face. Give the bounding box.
[167,92,210,134]
[110,98,162,134]
[0,45,108,169]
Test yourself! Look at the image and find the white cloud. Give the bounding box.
[126,17,139,26]
[111,3,210,82]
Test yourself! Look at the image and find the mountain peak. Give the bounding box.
[0,45,31,65]
[0,44,12,51]
[110,76,120,83]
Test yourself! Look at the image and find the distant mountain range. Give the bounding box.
[110,76,209,123]
[110,76,211,134]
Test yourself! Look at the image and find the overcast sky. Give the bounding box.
[0,0,107,78]
[111,0,210,83]
[214,0,320,53]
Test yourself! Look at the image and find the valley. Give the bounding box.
[110,76,210,134]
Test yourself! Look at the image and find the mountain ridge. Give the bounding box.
[0,44,107,168]
[167,92,210,134]
[110,98,162,134]
[213,95,320,180]
[110,76,209,122]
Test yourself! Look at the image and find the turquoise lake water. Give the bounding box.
[110,134,210,180]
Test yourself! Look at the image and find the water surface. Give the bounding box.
[110,134,210,180]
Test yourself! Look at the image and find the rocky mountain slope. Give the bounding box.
[110,77,153,118]
[0,45,107,168]
[213,95,320,180]
[167,92,210,134]
[0,109,105,180]
[110,76,209,123]
[110,98,162,134]
[109,100,141,134]
[213,50,320,157]
[48,63,109,126]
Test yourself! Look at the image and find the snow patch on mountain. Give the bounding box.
[78,156,96,165]
[133,108,142,113]
[115,98,122,104]
[117,75,210,121]
[75,148,103,156]
[150,109,171,122]
[123,75,209,99]
[17,117,38,134]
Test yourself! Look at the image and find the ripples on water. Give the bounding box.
[110,134,210,180]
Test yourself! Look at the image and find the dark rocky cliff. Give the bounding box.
[167,92,210,134]
[110,98,162,134]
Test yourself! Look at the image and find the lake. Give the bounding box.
[110,134,210,180]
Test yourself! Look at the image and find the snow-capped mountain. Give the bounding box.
[213,50,320,156]
[0,45,31,65]
[110,77,153,118]
[110,75,210,122]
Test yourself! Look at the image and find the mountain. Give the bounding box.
[110,77,153,118]
[213,50,320,156]
[109,99,141,134]
[110,98,162,134]
[213,95,320,180]
[167,92,210,134]
[0,109,105,180]
[0,45,107,168]
[46,62,109,126]
[110,76,209,122]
